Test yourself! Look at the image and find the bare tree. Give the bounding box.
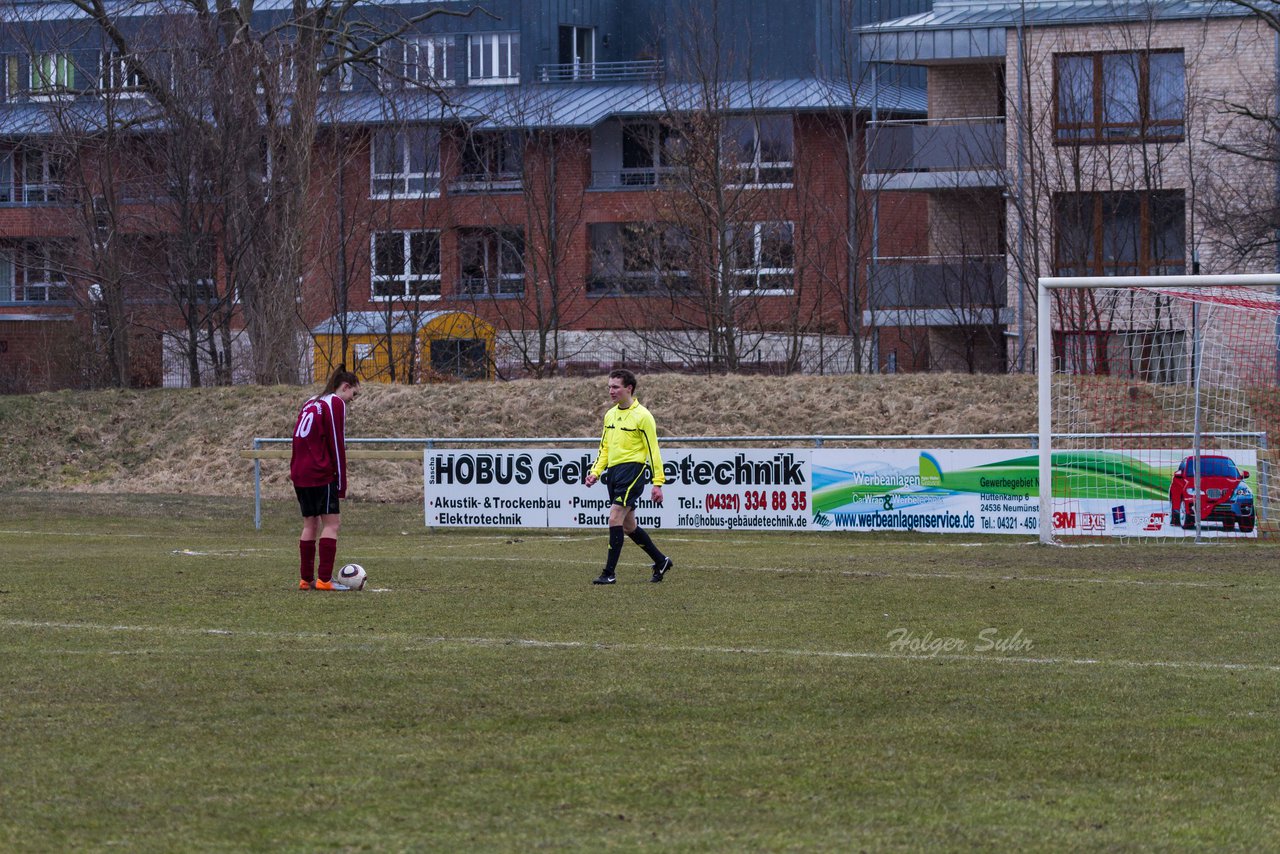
[626,0,795,373]
[453,86,597,377]
[65,0,470,384]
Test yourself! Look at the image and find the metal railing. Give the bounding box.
[537,59,662,83]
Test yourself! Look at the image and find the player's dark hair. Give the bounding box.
[319,364,360,397]
[609,368,637,393]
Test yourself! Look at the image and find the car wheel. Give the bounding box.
[1169,504,1181,527]
[1182,505,1196,529]
[1240,520,1255,534]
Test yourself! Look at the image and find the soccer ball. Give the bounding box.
[337,563,367,590]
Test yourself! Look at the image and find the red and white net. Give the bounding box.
[1050,284,1279,539]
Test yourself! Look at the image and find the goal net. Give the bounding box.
[1037,275,1280,543]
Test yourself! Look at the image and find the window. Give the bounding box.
[1055,50,1184,143]
[166,236,220,302]
[380,36,452,88]
[621,122,676,186]
[1054,191,1185,276]
[319,45,354,92]
[14,242,70,301]
[30,53,78,96]
[431,339,488,379]
[0,252,11,301]
[458,228,524,296]
[407,36,452,86]
[372,230,441,299]
[0,151,12,203]
[454,131,522,190]
[101,51,144,94]
[370,126,440,196]
[558,26,594,79]
[468,33,519,84]
[3,56,19,100]
[21,149,63,204]
[588,222,691,295]
[731,222,794,294]
[724,116,793,185]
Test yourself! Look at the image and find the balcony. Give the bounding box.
[865,256,1008,327]
[537,60,662,83]
[590,167,679,190]
[863,118,1006,191]
[448,173,522,194]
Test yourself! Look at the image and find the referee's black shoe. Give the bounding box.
[650,557,673,583]
[592,572,616,585]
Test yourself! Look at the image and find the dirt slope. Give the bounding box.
[0,373,1038,502]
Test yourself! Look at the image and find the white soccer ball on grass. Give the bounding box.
[337,563,367,590]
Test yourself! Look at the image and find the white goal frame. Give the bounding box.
[1037,273,1280,544]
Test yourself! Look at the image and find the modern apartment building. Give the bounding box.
[860,0,1278,374]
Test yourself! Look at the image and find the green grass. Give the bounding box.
[4,492,1280,851]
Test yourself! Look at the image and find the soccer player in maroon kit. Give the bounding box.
[290,366,360,590]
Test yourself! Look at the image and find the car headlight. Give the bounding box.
[1183,488,1198,497]
[1235,484,1252,498]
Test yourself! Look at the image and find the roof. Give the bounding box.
[859,0,1254,64]
[0,76,925,138]
[326,78,927,129]
[862,0,1252,33]
[312,310,474,337]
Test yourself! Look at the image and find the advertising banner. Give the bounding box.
[425,448,813,531]
[811,448,1259,538]
[424,447,1259,537]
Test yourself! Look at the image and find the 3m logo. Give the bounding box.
[1144,512,1166,532]
[1053,511,1077,530]
[1081,513,1106,533]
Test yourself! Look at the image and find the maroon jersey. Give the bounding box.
[289,393,348,497]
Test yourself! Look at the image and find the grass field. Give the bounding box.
[4,492,1280,851]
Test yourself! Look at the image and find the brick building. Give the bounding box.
[3,1,1273,390]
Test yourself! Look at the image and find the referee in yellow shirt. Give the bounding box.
[584,369,674,585]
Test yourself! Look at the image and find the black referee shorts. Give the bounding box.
[604,463,650,509]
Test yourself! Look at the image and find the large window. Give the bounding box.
[620,122,676,186]
[11,242,70,302]
[730,222,794,294]
[370,126,440,196]
[724,116,793,185]
[468,33,519,84]
[588,222,691,295]
[372,230,441,299]
[3,56,20,100]
[29,52,78,96]
[382,36,453,88]
[458,228,524,296]
[1054,191,1185,276]
[21,148,63,203]
[455,131,522,191]
[100,51,145,94]
[557,26,594,79]
[1055,50,1184,143]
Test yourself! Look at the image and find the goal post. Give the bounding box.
[1037,274,1280,544]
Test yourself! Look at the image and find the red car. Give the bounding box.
[1169,454,1254,532]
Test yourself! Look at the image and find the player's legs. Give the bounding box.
[316,511,341,584]
[622,506,671,581]
[297,483,342,588]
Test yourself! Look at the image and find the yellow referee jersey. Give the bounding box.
[590,400,666,485]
